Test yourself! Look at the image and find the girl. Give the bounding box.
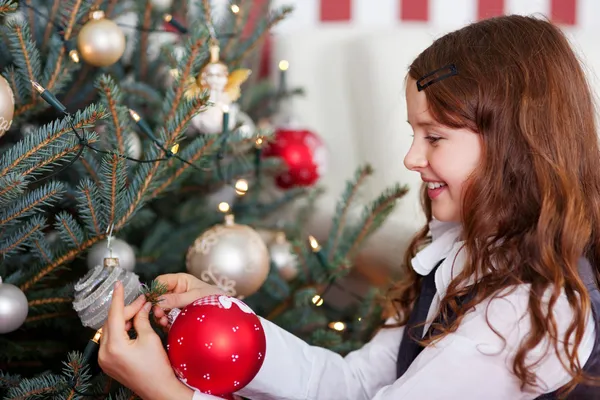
[99,14,600,399]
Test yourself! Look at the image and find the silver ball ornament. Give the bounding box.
[73,258,140,329]
[0,278,28,334]
[87,238,136,272]
[126,131,142,160]
[0,75,15,137]
[186,215,269,299]
[150,0,174,10]
[77,11,126,67]
[269,232,298,281]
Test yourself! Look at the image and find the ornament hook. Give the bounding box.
[106,224,115,258]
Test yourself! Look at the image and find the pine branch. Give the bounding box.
[135,1,153,81]
[6,19,41,102]
[0,215,45,256]
[76,178,104,235]
[31,232,53,264]
[327,165,373,262]
[28,297,71,307]
[45,0,86,91]
[5,376,63,399]
[41,0,61,50]
[23,0,35,38]
[54,211,84,248]
[24,311,73,324]
[164,30,208,124]
[0,370,21,389]
[222,0,249,58]
[19,234,106,291]
[345,184,409,259]
[0,1,17,16]
[149,136,217,198]
[79,152,100,187]
[117,93,210,229]
[199,0,213,28]
[0,181,64,227]
[229,6,293,67]
[119,81,162,107]
[0,107,106,178]
[97,75,127,155]
[4,67,21,105]
[100,153,127,228]
[0,174,26,207]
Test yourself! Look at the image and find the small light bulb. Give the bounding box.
[279,60,289,71]
[170,143,180,155]
[308,235,321,252]
[235,179,248,196]
[231,4,240,13]
[218,202,230,213]
[69,50,80,63]
[255,136,264,148]
[128,109,141,122]
[328,321,346,331]
[312,294,324,306]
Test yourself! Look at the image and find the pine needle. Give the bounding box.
[140,280,169,306]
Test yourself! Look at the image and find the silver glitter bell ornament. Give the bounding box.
[74,227,140,329]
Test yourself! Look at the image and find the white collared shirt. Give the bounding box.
[194,221,595,400]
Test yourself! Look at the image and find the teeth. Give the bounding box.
[426,182,446,189]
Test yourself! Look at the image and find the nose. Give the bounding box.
[404,141,428,171]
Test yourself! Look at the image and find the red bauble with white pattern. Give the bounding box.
[262,128,327,189]
[167,295,266,397]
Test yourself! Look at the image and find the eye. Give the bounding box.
[425,135,442,144]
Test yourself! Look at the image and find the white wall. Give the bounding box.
[269,2,600,268]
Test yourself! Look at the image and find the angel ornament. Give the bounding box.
[189,41,254,136]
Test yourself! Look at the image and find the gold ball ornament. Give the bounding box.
[0,75,15,137]
[186,214,269,299]
[77,10,126,67]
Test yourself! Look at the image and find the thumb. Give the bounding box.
[133,302,154,336]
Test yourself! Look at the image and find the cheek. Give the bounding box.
[432,150,480,193]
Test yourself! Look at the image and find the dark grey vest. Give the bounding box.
[396,258,600,398]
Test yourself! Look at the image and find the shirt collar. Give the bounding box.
[411,219,462,276]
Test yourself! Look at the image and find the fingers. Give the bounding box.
[124,294,147,320]
[106,281,125,336]
[153,305,165,319]
[133,302,154,337]
[155,273,190,294]
[157,290,198,310]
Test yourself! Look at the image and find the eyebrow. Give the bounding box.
[406,119,441,128]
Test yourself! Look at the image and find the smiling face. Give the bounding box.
[403,78,483,222]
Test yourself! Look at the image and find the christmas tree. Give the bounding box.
[0,0,408,398]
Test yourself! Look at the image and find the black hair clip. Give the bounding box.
[417,64,458,91]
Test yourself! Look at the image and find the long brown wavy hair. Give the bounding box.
[388,15,600,394]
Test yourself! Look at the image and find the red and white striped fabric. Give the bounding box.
[269,0,600,31]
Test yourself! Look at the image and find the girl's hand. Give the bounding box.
[152,273,225,328]
[98,281,194,400]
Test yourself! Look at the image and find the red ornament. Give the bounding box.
[262,128,327,189]
[167,295,266,397]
